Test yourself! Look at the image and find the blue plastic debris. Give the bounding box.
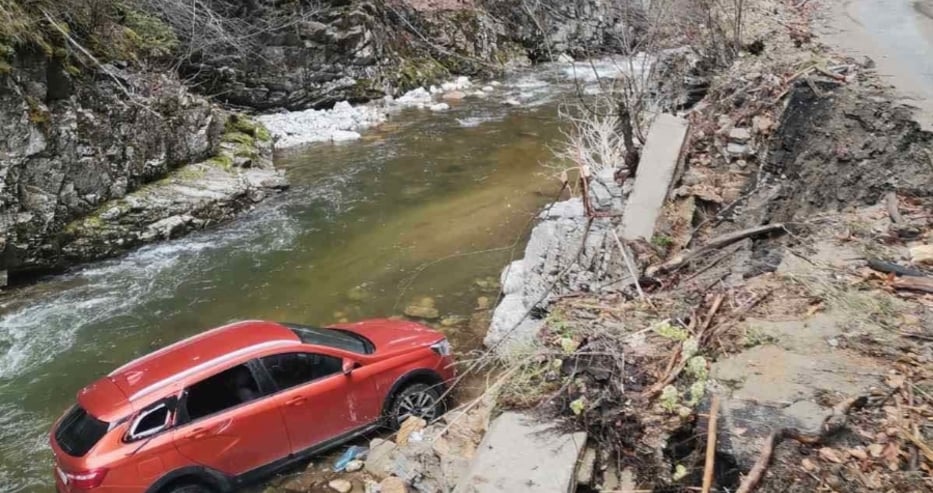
[332,445,368,472]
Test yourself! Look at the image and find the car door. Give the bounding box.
[172,361,291,476]
[258,351,373,454]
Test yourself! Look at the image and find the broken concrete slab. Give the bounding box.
[454,412,587,493]
[711,313,884,469]
[621,114,689,241]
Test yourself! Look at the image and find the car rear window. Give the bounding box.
[55,406,109,457]
[282,323,374,354]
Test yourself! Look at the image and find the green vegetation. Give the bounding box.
[0,0,177,73]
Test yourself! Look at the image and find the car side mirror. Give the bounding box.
[342,358,359,376]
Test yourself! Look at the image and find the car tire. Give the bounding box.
[388,383,445,428]
[168,484,212,493]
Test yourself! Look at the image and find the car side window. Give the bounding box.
[260,352,343,392]
[126,400,172,441]
[183,363,261,422]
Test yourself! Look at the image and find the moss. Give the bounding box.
[234,144,259,159]
[25,95,50,126]
[207,154,234,170]
[225,115,271,142]
[224,131,255,147]
[173,165,207,181]
[118,4,178,59]
[0,60,10,75]
[654,321,688,341]
[395,56,450,92]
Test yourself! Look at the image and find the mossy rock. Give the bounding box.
[225,115,272,142]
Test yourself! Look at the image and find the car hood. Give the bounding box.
[333,319,443,354]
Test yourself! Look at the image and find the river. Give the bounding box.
[0,62,636,491]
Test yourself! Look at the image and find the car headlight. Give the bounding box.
[430,339,451,356]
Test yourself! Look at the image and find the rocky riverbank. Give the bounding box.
[0,0,639,283]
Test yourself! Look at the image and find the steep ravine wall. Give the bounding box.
[0,0,636,283]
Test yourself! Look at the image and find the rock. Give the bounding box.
[909,245,933,266]
[729,127,752,143]
[365,438,398,478]
[379,477,407,493]
[442,91,466,101]
[481,85,495,92]
[347,284,371,302]
[328,479,353,493]
[364,479,381,493]
[404,297,440,320]
[726,142,751,157]
[752,114,774,134]
[429,103,450,112]
[397,416,427,446]
[282,472,317,492]
[475,296,491,311]
[557,53,575,63]
[503,98,521,106]
[345,459,365,473]
[440,315,467,327]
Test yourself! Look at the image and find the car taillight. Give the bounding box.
[66,468,108,489]
[430,339,451,356]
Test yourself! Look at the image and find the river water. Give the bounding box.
[0,62,639,491]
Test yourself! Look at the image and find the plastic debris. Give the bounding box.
[333,445,369,472]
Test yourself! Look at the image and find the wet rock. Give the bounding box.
[909,245,933,266]
[404,297,440,320]
[440,315,467,327]
[347,284,371,302]
[473,276,499,291]
[475,296,491,311]
[328,479,352,493]
[442,91,466,101]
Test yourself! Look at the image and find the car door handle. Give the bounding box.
[285,396,306,407]
[185,420,230,440]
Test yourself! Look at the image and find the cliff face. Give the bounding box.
[0,48,284,280]
[0,0,633,282]
[179,0,641,110]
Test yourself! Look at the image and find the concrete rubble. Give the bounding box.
[453,412,587,493]
[620,113,690,241]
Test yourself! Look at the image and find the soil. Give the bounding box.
[485,0,933,491]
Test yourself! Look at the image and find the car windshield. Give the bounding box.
[55,405,109,457]
[282,323,374,354]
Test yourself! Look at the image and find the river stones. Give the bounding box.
[404,297,440,320]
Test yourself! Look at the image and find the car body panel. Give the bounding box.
[49,320,455,493]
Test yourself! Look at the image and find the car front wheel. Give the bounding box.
[389,383,444,427]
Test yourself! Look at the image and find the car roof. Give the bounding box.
[107,320,300,403]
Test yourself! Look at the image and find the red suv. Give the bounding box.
[49,319,455,493]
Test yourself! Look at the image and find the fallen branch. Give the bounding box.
[647,224,786,277]
[701,395,720,493]
[892,275,933,294]
[735,396,867,492]
[735,431,776,493]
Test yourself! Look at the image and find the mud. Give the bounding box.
[764,82,933,222]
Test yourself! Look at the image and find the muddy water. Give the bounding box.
[0,69,587,491]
